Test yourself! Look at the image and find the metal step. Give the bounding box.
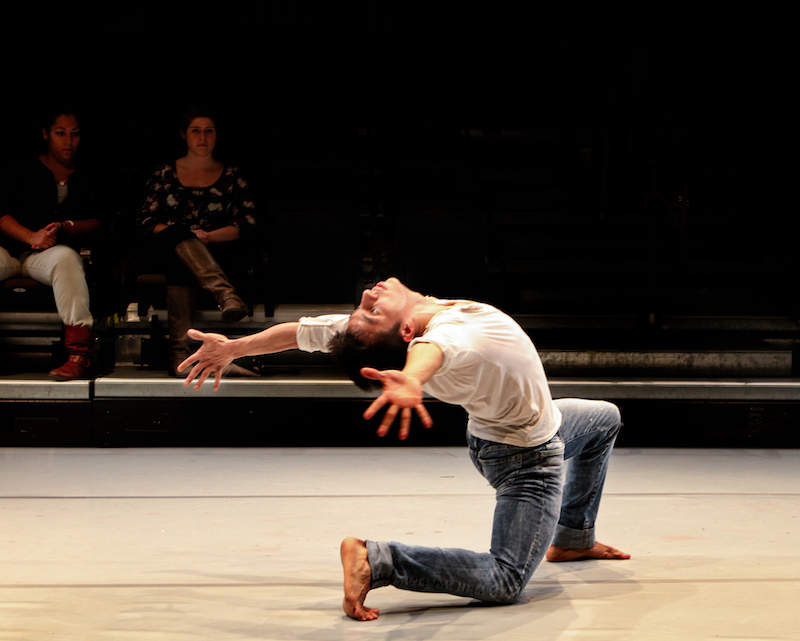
[2,368,798,402]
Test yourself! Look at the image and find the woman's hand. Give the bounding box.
[193,226,239,244]
[29,223,59,250]
[361,368,433,440]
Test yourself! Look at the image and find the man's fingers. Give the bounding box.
[398,407,412,440]
[193,367,213,391]
[376,405,399,437]
[176,355,195,374]
[369,400,433,438]
[360,367,384,381]
[183,363,202,387]
[415,404,433,428]
[364,395,388,420]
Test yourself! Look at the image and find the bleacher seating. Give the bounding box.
[2,123,798,447]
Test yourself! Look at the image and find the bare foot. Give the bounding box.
[546,541,631,562]
[341,537,379,621]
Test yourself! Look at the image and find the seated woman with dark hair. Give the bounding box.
[0,109,106,380]
[137,105,257,376]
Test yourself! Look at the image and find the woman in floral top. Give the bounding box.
[137,105,257,375]
[138,164,256,241]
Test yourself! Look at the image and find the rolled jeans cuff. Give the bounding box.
[552,524,595,549]
[366,540,393,589]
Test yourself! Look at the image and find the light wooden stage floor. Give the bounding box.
[1,447,798,640]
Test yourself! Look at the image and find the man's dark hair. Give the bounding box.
[328,323,409,391]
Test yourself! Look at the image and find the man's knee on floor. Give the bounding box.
[485,585,525,605]
[481,570,527,605]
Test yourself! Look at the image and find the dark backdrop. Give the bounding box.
[6,2,797,278]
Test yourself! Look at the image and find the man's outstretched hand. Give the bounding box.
[178,329,235,391]
[360,368,433,440]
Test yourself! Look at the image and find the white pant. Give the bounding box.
[0,244,93,327]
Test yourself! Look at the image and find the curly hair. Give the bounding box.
[328,323,409,391]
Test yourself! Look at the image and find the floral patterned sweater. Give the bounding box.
[137,163,256,236]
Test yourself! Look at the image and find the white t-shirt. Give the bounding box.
[296,314,349,353]
[296,302,561,447]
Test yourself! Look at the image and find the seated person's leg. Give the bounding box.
[22,245,92,327]
[0,245,23,282]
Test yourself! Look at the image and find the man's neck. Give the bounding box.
[410,297,448,336]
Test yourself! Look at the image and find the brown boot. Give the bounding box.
[174,239,247,322]
[49,325,94,381]
[167,285,195,376]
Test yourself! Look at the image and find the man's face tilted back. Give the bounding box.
[348,278,414,341]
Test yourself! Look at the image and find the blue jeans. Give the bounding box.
[367,398,621,604]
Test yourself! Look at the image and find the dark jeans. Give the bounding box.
[367,398,622,604]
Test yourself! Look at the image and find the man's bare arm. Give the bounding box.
[226,322,300,356]
[180,322,301,391]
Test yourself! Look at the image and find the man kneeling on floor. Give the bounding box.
[179,277,630,621]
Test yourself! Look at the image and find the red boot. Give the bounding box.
[49,325,95,381]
